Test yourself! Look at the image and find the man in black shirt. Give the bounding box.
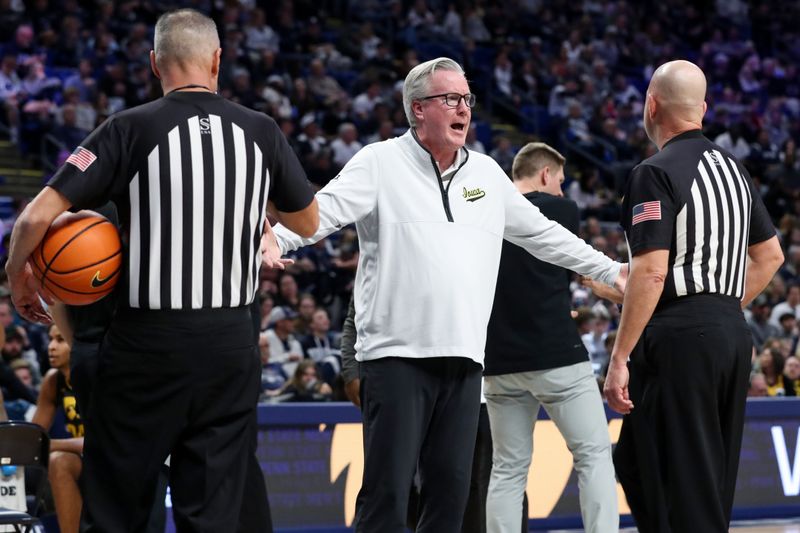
[605,60,784,532]
[484,143,618,533]
[5,9,318,532]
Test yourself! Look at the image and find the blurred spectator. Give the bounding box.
[748,294,780,350]
[441,4,462,39]
[295,293,317,337]
[0,53,22,142]
[465,123,486,154]
[407,0,435,30]
[714,123,751,160]
[296,113,328,164]
[63,58,97,102]
[784,355,800,396]
[259,332,287,396]
[749,129,781,173]
[494,52,513,98]
[352,81,383,121]
[307,58,346,107]
[582,305,611,376]
[277,359,332,402]
[758,348,788,396]
[264,306,304,377]
[50,104,89,150]
[276,272,300,308]
[573,307,595,337]
[258,292,275,332]
[261,75,292,120]
[330,122,362,168]
[244,8,279,57]
[356,23,382,61]
[490,136,515,175]
[301,308,341,387]
[366,119,395,145]
[776,312,797,343]
[747,372,768,397]
[54,86,96,132]
[3,325,41,386]
[770,282,800,326]
[321,96,353,137]
[0,301,15,329]
[10,358,33,390]
[463,5,490,42]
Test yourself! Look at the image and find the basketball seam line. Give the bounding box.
[46,250,122,275]
[39,219,112,282]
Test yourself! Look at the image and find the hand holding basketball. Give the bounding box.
[29,210,122,306]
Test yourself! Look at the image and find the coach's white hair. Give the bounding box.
[154,9,220,69]
[403,57,465,127]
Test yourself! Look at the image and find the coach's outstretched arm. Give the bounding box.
[501,178,624,291]
[6,187,72,323]
[741,235,784,308]
[270,145,379,255]
[268,198,319,238]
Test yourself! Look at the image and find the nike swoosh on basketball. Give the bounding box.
[91,271,112,288]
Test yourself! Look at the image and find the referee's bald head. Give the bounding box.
[644,60,708,146]
[648,60,706,110]
[153,9,220,71]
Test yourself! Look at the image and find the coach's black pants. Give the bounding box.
[81,307,259,533]
[354,356,482,533]
[614,295,752,533]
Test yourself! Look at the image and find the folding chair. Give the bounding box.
[0,421,50,533]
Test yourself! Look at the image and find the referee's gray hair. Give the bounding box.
[154,9,220,69]
[403,57,465,127]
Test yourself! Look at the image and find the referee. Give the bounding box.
[605,60,784,532]
[6,9,318,533]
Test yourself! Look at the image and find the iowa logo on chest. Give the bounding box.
[463,186,486,202]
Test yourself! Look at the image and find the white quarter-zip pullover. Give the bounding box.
[274,130,620,366]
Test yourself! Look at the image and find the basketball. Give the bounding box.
[29,210,122,306]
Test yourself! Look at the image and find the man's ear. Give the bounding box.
[540,165,550,188]
[150,50,161,80]
[647,93,657,121]
[412,100,424,123]
[211,48,222,77]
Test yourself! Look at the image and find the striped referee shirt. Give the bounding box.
[48,91,314,310]
[621,129,775,304]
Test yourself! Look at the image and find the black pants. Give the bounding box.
[72,340,168,533]
[81,307,260,533]
[237,367,273,533]
[355,356,482,533]
[614,295,752,533]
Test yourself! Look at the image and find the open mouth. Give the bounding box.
[451,123,466,132]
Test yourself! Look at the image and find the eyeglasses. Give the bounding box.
[420,92,477,108]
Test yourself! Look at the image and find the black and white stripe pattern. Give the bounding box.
[671,149,752,299]
[128,114,269,309]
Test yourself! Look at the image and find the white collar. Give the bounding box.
[400,129,468,176]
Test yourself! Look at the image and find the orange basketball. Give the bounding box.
[29,210,122,306]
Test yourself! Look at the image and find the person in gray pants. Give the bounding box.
[484,143,619,533]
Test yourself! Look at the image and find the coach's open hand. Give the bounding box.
[604,358,633,414]
[261,222,294,270]
[8,263,53,324]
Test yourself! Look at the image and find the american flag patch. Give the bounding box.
[65,147,97,172]
[631,201,661,225]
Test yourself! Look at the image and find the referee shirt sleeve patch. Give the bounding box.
[631,200,661,225]
[65,146,97,172]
